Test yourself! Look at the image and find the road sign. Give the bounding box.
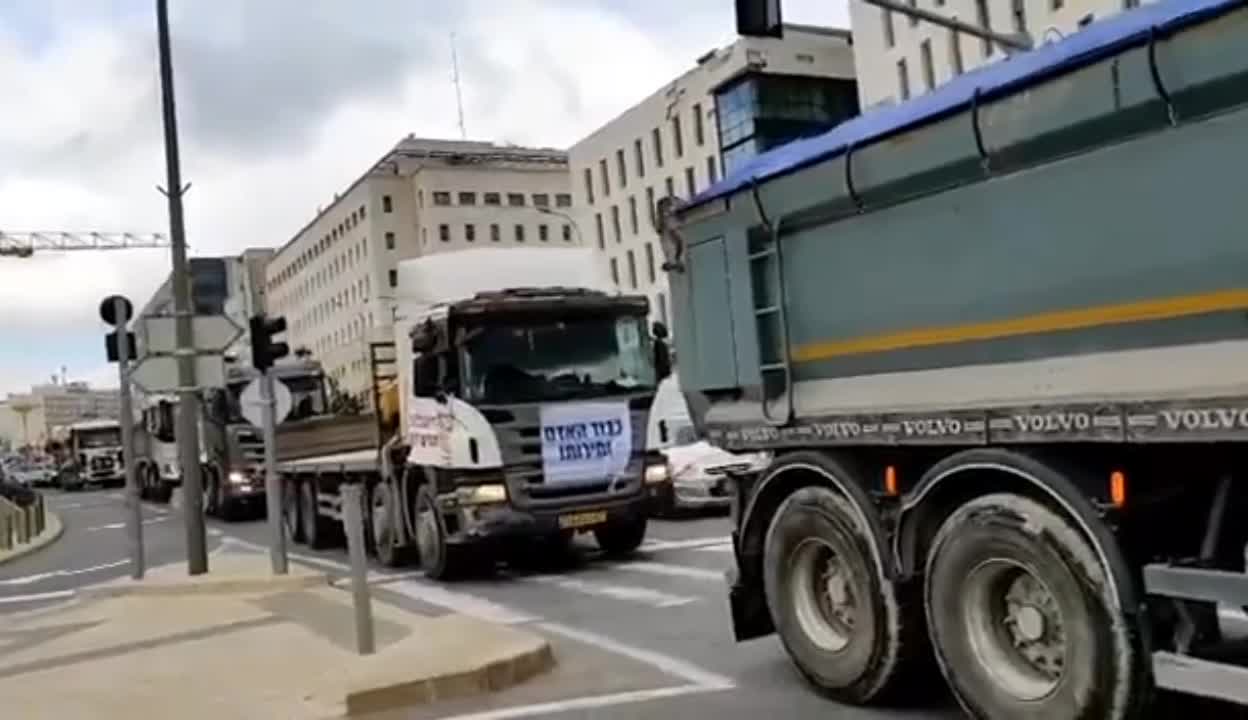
[99,295,134,326]
[142,315,242,355]
[239,377,292,428]
[128,354,225,394]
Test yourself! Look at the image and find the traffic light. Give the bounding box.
[736,0,783,38]
[249,314,289,371]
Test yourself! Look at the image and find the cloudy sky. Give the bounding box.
[0,0,849,396]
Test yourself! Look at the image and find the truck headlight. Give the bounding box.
[644,463,671,485]
[455,483,507,505]
[227,471,250,485]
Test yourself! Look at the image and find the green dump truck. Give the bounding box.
[665,1,1248,717]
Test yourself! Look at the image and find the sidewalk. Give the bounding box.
[0,553,554,719]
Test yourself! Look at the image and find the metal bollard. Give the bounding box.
[341,483,375,655]
[1,514,10,550]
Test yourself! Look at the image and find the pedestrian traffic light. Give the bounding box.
[249,314,289,371]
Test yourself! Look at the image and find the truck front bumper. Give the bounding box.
[442,494,647,547]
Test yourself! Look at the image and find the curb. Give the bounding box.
[0,512,64,567]
[344,637,556,716]
[81,572,329,599]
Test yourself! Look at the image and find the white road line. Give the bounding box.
[383,579,540,624]
[0,559,130,586]
[0,589,76,605]
[616,561,726,583]
[85,517,169,532]
[640,537,731,552]
[539,621,735,689]
[526,575,698,608]
[437,685,713,720]
[697,542,734,553]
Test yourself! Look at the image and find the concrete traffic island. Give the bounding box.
[0,510,63,566]
[0,554,555,719]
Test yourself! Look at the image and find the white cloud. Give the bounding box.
[0,0,849,396]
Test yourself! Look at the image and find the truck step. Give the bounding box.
[1153,651,1248,705]
[1144,564,1248,606]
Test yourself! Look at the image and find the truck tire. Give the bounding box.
[924,493,1135,720]
[373,483,415,568]
[202,465,220,518]
[763,486,924,705]
[284,481,304,544]
[415,486,469,580]
[300,481,332,550]
[594,515,647,556]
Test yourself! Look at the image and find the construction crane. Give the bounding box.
[0,231,170,258]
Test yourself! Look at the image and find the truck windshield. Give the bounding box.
[78,428,121,448]
[461,314,655,404]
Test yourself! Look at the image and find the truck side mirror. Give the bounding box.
[411,319,437,354]
[654,337,672,382]
[652,321,669,340]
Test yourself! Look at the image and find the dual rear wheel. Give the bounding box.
[764,487,1137,718]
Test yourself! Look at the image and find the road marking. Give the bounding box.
[526,575,698,608]
[85,517,169,532]
[697,542,734,553]
[207,527,223,537]
[640,537,731,552]
[0,590,76,605]
[616,561,725,583]
[0,559,130,586]
[438,685,716,720]
[540,621,735,689]
[383,579,539,624]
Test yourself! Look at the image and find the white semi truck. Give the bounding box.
[58,419,125,490]
[277,248,672,578]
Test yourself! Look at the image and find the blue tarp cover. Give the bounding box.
[688,0,1244,209]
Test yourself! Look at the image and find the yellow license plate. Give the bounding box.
[558,510,608,530]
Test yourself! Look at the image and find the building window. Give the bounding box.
[507,193,525,207]
[976,0,992,57]
[898,58,911,101]
[883,9,895,48]
[533,193,550,207]
[485,192,501,206]
[684,167,696,197]
[634,139,646,178]
[645,243,656,283]
[693,103,705,146]
[920,39,936,91]
[382,195,393,213]
[539,224,549,242]
[628,196,639,235]
[490,223,501,242]
[1052,0,1064,8]
[433,191,451,206]
[595,213,605,249]
[515,224,526,242]
[1011,0,1026,32]
[439,224,450,242]
[652,127,664,168]
[359,204,366,219]
[646,187,656,229]
[458,192,476,205]
[1123,0,1139,7]
[388,269,397,288]
[583,168,594,204]
[627,250,638,289]
[949,26,965,76]
[610,257,620,286]
[616,149,628,188]
[671,116,684,158]
[665,177,675,199]
[465,224,476,242]
[598,159,611,197]
[707,156,718,184]
[562,224,573,242]
[421,227,428,244]
[610,206,622,244]
[556,193,572,208]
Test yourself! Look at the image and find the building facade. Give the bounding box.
[568,26,857,330]
[264,138,575,403]
[0,382,120,450]
[222,248,276,361]
[849,0,1155,109]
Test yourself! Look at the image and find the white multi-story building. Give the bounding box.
[849,0,1155,109]
[0,382,120,450]
[569,25,858,330]
[264,138,575,402]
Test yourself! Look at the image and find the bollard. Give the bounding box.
[341,483,375,655]
[1,513,9,551]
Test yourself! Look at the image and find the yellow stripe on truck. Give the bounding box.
[791,288,1248,363]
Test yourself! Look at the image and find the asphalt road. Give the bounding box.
[0,489,944,719]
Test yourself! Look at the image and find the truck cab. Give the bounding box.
[64,419,124,489]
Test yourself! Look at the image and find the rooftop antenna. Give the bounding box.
[451,33,467,140]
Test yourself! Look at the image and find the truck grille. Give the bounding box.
[90,456,115,471]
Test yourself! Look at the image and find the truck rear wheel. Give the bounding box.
[415,486,470,580]
[594,515,647,556]
[763,486,923,705]
[300,481,332,550]
[924,493,1134,720]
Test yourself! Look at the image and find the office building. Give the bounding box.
[568,26,858,329]
[0,381,120,450]
[264,138,575,402]
[849,0,1154,109]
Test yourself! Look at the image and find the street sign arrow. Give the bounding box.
[142,315,243,355]
[128,355,226,394]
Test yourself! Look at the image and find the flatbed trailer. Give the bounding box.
[666,1,1248,717]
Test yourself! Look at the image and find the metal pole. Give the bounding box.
[858,0,1034,52]
[341,484,375,655]
[115,298,146,580]
[156,0,207,574]
[261,369,287,574]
